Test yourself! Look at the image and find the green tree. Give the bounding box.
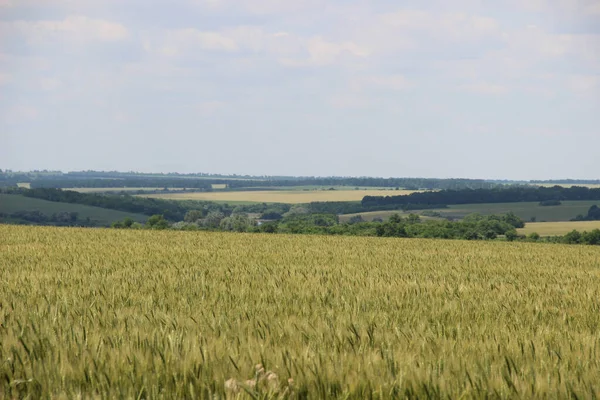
[184,210,204,223]
[562,230,582,244]
[505,229,518,242]
[147,215,169,230]
[528,232,540,241]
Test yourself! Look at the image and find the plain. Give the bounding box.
[2,225,600,398]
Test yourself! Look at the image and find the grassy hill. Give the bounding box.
[340,200,598,223]
[0,194,147,226]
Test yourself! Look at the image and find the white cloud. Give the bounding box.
[39,77,62,91]
[0,72,11,85]
[163,29,238,53]
[328,94,370,109]
[149,27,367,67]
[567,74,600,92]
[194,101,226,116]
[3,105,38,123]
[462,82,510,95]
[0,16,128,44]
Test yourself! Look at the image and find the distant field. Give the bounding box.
[0,194,147,225]
[534,183,600,189]
[518,221,600,236]
[71,187,186,193]
[16,182,31,188]
[431,201,598,222]
[139,189,419,204]
[339,201,598,222]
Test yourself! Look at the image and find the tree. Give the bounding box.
[563,230,582,244]
[389,214,403,224]
[582,229,600,245]
[202,211,225,228]
[407,214,421,224]
[147,214,169,230]
[220,214,256,232]
[348,215,364,224]
[502,212,525,228]
[528,232,540,241]
[505,229,518,242]
[184,210,204,223]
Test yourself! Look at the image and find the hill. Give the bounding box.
[0,194,147,226]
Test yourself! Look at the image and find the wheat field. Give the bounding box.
[138,189,416,204]
[2,225,600,398]
[518,221,600,236]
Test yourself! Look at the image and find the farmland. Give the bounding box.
[0,194,147,225]
[71,187,186,193]
[342,201,599,223]
[140,189,416,204]
[431,201,598,222]
[518,221,600,236]
[2,225,600,398]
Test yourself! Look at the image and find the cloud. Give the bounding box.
[161,29,238,53]
[3,105,38,123]
[0,72,11,85]
[280,37,368,67]
[39,77,62,91]
[194,101,226,116]
[0,16,129,44]
[462,82,510,95]
[190,0,326,15]
[148,27,367,67]
[567,74,600,92]
[328,94,370,109]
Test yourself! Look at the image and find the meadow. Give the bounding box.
[140,189,415,204]
[341,201,599,223]
[518,221,600,236]
[0,194,147,225]
[2,225,600,398]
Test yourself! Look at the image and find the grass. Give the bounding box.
[0,194,147,225]
[429,201,598,222]
[139,189,419,204]
[518,221,600,236]
[338,201,598,223]
[2,225,600,398]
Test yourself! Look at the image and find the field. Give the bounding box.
[534,183,600,189]
[71,184,227,192]
[139,189,416,204]
[518,221,600,236]
[2,226,600,398]
[432,201,598,222]
[0,194,147,225]
[71,187,186,193]
[338,201,598,223]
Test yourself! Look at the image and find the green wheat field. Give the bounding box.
[2,225,600,398]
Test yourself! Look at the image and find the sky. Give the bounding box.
[0,0,599,180]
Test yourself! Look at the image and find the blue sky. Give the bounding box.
[1,0,599,179]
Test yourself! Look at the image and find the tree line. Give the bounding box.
[1,170,502,190]
[363,186,600,207]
